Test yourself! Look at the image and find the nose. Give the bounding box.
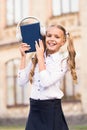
[50,35,55,41]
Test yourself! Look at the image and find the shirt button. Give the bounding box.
[48,54,50,57]
[38,80,40,82]
[38,89,40,91]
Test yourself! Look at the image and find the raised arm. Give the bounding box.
[18,43,31,87]
[19,43,31,69]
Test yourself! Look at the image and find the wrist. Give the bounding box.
[21,55,26,59]
[38,56,44,60]
[38,58,45,64]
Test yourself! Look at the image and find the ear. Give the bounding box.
[61,37,66,46]
[61,42,65,46]
[61,40,65,46]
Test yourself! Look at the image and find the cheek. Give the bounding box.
[45,39,49,46]
[59,39,65,46]
[45,38,48,43]
[57,40,63,46]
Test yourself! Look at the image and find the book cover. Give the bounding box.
[20,22,42,53]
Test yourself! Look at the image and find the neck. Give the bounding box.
[46,49,59,56]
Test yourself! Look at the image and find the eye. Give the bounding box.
[46,33,51,37]
[55,36,59,38]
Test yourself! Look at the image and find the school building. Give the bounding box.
[0,0,87,125]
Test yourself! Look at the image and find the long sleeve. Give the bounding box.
[17,51,69,100]
[39,57,68,88]
[17,61,32,87]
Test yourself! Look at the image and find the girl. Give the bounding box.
[18,24,77,130]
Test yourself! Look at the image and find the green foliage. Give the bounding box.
[0,126,24,130]
[0,125,87,130]
[69,125,87,130]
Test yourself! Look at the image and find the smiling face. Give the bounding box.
[45,25,66,54]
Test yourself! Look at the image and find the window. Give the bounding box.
[6,59,30,107]
[62,70,81,102]
[6,0,29,26]
[52,0,79,16]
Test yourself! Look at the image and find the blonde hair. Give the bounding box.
[29,54,38,83]
[29,25,77,84]
[67,33,77,83]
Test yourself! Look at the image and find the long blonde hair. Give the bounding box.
[67,33,77,83]
[29,25,77,84]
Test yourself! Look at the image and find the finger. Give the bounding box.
[38,39,41,46]
[20,44,31,52]
[21,43,30,48]
[21,43,27,46]
[35,41,39,50]
[39,39,44,48]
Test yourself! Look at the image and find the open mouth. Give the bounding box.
[48,41,57,47]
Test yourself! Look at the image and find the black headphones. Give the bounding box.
[16,16,46,42]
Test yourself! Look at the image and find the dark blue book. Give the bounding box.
[20,22,43,53]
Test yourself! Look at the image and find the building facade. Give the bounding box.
[0,0,87,121]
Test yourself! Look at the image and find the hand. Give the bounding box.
[35,39,44,60]
[19,43,31,57]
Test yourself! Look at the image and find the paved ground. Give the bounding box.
[66,114,87,126]
[0,114,87,126]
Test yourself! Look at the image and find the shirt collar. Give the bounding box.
[44,51,68,62]
[44,51,61,62]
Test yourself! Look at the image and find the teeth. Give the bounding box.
[49,42,56,45]
[53,41,56,44]
[48,41,56,44]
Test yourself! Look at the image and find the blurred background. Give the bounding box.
[0,0,87,129]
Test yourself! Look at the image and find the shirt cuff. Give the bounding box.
[39,70,47,78]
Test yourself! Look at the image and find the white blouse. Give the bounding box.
[18,51,68,100]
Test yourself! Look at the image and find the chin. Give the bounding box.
[47,49,56,54]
